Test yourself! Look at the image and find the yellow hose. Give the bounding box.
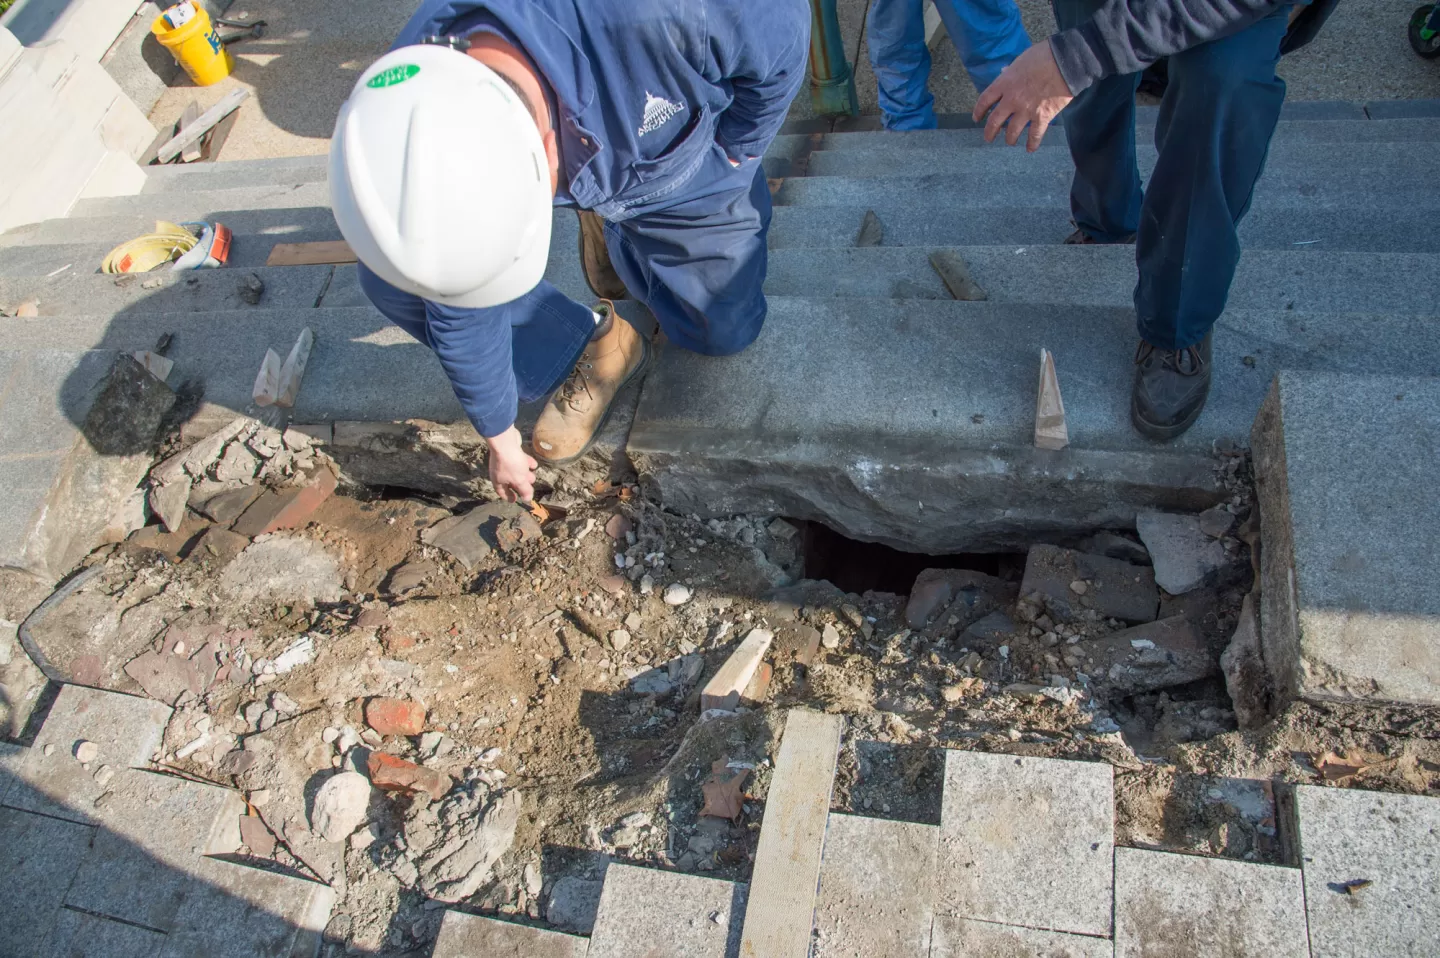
[101,221,200,274]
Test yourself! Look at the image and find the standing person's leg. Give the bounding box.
[866,0,940,131]
[1051,0,1142,244]
[1130,6,1289,440]
[932,0,1030,93]
[604,152,773,358]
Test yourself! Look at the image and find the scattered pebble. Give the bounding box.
[43,744,54,757]
[322,726,340,744]
[249,788,272,807]
[478,747,503,764]
[822,624,842,650]
[663,583,692,606]
[74,740,99,764]
[639,575,654,594]
[610,629,632,651]
[1069,580,1088,595]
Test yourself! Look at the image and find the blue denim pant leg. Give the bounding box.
[867,0,1030,131]
[933,0,1031,92]
[603,150,772,357]
[1136,8,1289,349]
[358,263,594,411]
[867,0,939,130]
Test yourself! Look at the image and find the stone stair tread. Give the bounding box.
[1295,785,1440,956]
[5,685,171,826]
[586,862,747,958]
[0,205,342,253]
[42,907,168,957]
[65,180,333,224]
[157,855,336,958]
[1113,847,1308,957]
[929,917,1110,958]
[1252,370,1440,709]
[814,814,936,958]
[431,911,589,957]
[0,806,98,958]
[63,768,245,934]
[140,155,333,194]
[0,264,334,318]
[936,751,1113,937]
[0,732,27,807]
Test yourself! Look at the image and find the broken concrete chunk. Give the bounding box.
[1084,616,1216,694]
[1220,592,1270,728]
[1198,505,1235,538]
[148,478,191,534]
[905,569,1016,629]
[1135,511,1230,596]
[252,348,282,406]
[1035,348,1068,450]
[419,790,521,902]
[311,771,373,842]
[1080,532,1150,565]
[1020,544,1159,623]
[421,502,543,569]
[219,537,344,605]
[192,484,262,525]
[276,326,315,408]
[213,443,259,483]
[929,250,988,301]
[240,272,265,306]
[855,209,884,247]
[84,353,177,456]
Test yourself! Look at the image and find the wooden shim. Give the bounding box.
[266,240,357,267]
[178,101,203,163]
[1035,348,1069,450]
[700,628,773,712]
[200,106,241,162]
[739,709,844,958]
[924,0,946,49]
[155,88,250,163]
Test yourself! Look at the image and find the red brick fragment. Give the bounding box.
[367,752,452,801]
[231,467,338,537]
[364,697,426,736]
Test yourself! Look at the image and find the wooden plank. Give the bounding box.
[924,0,945,49]
[155,88,250,163]
[178,101,203,163]
[739,709,843,958]
[141,117,183,167]
[700,628,773,712]
[200,106,241,162]
[266,241,357,267]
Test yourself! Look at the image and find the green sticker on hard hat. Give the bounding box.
[367,64,420,89]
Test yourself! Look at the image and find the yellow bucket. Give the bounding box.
[152,3,233,86]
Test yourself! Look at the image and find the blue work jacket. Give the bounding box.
[395,0,810,221]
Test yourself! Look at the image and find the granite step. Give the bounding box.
[140,154,335,195]
[626,298,1437,552]
[586,863,748,958]
[431,911,589,957]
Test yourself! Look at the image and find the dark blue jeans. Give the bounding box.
[1053,1,1291,349]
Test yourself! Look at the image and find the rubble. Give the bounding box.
[904,569,1014,629]
[218,537,344,605]
[368,752,452,801]
[1135,511,1230,596]
[231,467,338,537]
[312,771,373,842]
[1020,545,1158,623]
[422,502,543,568]
[365,697,426,737]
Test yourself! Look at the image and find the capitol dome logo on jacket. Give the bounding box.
[638,92,683,136]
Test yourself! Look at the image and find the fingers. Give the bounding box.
[973,85,1000,126]
[1005,113,1028,147]
[1027,112,1053,153]
[983,101,1014,145]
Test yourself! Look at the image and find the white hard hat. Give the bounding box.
[329,44,553,309]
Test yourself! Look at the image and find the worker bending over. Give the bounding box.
[972,0,1336,439]
[330,0,809,500]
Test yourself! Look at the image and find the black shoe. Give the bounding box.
[1131,333,1213,441]
[1064,226,1137,245]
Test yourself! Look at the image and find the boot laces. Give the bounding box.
[1136,341,1205,376]
[557,360,595,411]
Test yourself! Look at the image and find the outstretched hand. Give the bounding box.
[972,42,1074,152]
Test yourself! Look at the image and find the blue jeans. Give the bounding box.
[867,0,1031,130]
[1054,0,1291,350]
[357,148,771,438]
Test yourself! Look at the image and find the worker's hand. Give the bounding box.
[972,42,1074,152]
[486,426,537,503]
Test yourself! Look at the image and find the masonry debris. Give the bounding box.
[7,420,1438,957]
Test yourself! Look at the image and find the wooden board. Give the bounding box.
[155,88,250,163]
[700,628,773,712]
[178,101,203,163]
[738,709,843,958]
[200,107,241,162]
[266,241,357,267]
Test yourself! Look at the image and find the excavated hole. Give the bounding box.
[793,519,1025,595]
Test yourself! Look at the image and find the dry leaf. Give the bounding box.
[1314,750,1390,783]
[527,501,551,524]
[700,757,750,821]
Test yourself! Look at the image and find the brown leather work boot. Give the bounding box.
[578,210,628,301]
[531,302,650,465]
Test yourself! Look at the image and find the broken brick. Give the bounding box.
[231,467,338,538]
[364,697,426,736]
[239,814,276,856]
[367,752,452,801]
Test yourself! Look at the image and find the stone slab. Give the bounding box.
[66,180,333,223]
[629,298,1438,553]
[740,709,844,958]
[1365,98,1440,119]
[432,911,589,957]
[587,863,748,958]
[43,907,169,957]
[6,685,171,825]
[1295,785,1440,958]
[937,751,1113,937]
[159,855,337,958]
[0,806,96,957]
[930,917,1110,958]
[1113,847,1308,957]
[814,814,936,957]
[0,740,24,806]
[1252,371,1440,708]
[140,155,333,195]
[1020,545,1159,624]
[0,265,333,318]
[65,768,244,932]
